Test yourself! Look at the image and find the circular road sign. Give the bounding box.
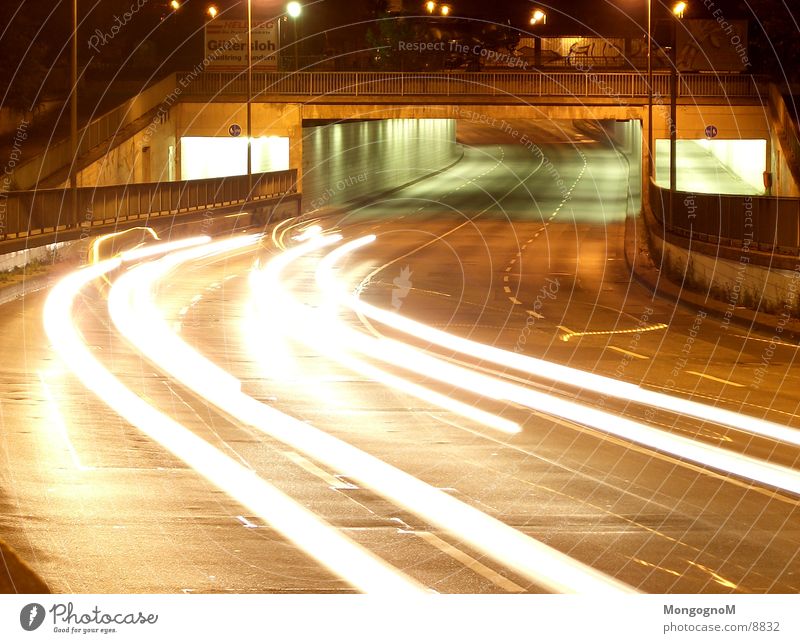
[229,123,242,137]
[704,125,718,139]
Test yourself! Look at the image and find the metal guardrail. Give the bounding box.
[184,70,763,100]
[649,181,800,254]
[0,169,296,242]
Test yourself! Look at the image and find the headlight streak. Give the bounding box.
[46,244,425,596]
[321,236,800,453]
[252,240,521,435]
[111,235,636,595]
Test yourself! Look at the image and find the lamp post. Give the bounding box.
[647,0,653,194]
[70,0,78,229]
[287,1,301,70]
[669,2,687,224]
[246,0,253,195]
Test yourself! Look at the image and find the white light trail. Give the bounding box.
[110,235,636,594]
[45,243,424,595]
[254,235,519,434]
[320,236,800,452]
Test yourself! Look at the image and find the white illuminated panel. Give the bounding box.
[655,139,766,195]
[180,136,290,180]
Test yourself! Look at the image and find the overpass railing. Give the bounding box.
[0,169,296,242]
[184,70,763,100]
[649,181,800,255]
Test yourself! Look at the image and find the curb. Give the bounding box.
[1,540,51,594]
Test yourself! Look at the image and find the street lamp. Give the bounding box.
[206,4,218,18]
[530,9,546,25]
[669,2,687,218]
[425,1,436,13]
[70,0,78,228]
[440,4,451,16]
[170,0,180,10]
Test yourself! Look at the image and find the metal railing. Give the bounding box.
[11,75,178,190]
[649,181,800,254]
[183,70,763,101]
[0,169,296,242]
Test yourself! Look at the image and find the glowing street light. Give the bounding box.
[287,1,302,18]
[440,4,451,15]
[672,1,687,18]
[530,9,547,25]
[206,4,218,18]
[425,1,436,13]
[169,0,180,9]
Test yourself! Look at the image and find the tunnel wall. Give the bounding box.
[301,119,460,212]
[596,119,642,218]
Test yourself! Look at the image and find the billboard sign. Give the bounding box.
[204,19,278,69]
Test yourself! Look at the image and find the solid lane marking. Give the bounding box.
[411,530,527,593]
[39,372,92,471]
[686,371,745,388]
[606,346,649,360]
[236,515,258,529]
[731,334,797,349]
[283,451,358,489]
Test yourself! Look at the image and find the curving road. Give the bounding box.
[1,120,798,594]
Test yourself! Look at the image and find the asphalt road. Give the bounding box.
[1,120,798,594]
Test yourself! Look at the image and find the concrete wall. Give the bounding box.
[75,120,176,188]
[176,102,303,187]
[653,234,800,316]
[301,119,460,211]
[602,119,642,218]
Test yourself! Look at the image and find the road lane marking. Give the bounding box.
[236,515,258,529]
[509,297,523,305]
[606,346,649,360]
[38,372,92,472]
[50,243,426,595]
[526,310,544,319]
[686,559,738,589]
[503,286,512,293]
[686,371,745,388]
[731,334,797,349]
[558,323,668,342]
[283,451,358,489]
[410,530,527,593]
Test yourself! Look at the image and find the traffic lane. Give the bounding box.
[340,214,800,434]
[2,285,361,594]
[106,249,547,594]
[186,244,800,593]
[337,222,800,470]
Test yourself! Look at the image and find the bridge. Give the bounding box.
[3,68,799,265]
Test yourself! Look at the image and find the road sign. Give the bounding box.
[229,124,242,137]
[705,125,718,138]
